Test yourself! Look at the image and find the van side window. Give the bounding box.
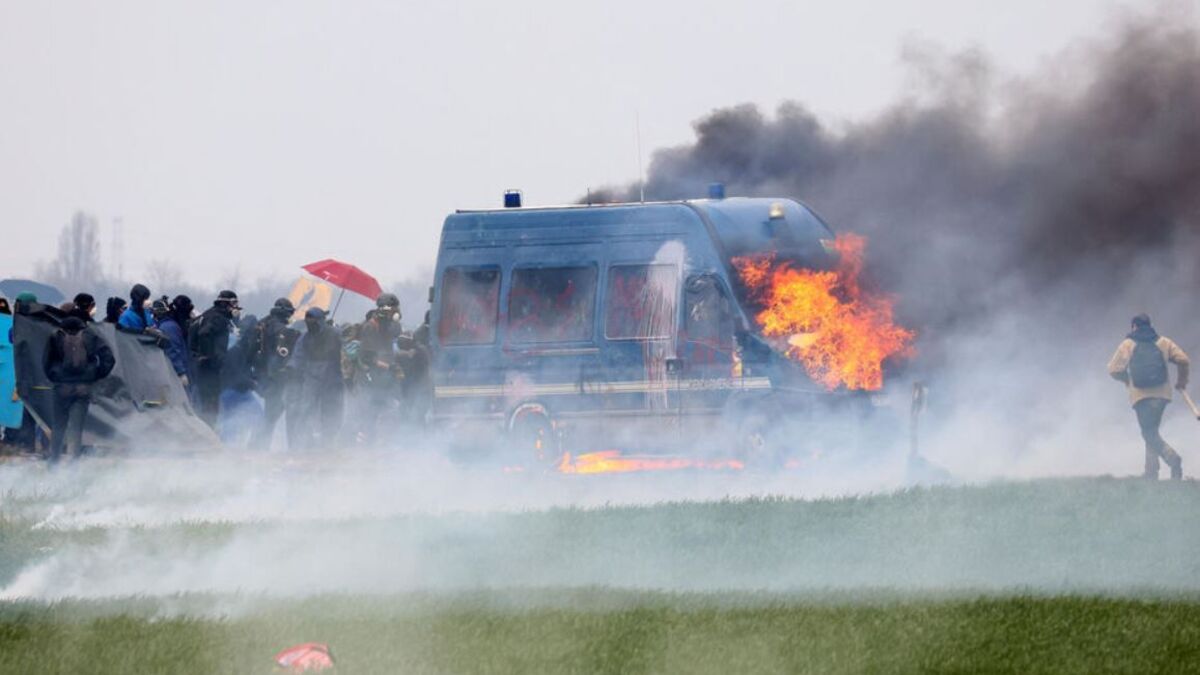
[438,267,500,345]
[508,266,597,343]
[605,264,677,340]
[683,275,735,358]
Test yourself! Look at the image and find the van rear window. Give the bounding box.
[438,267,500,345]
[605,264,678,340]
[508,266,597,343]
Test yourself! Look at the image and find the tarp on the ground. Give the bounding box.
[0,314,22,429]
[11,304,219,450]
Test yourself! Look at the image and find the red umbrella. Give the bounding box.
[301,259,383,318]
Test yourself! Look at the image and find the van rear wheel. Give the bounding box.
[508,406,562,468]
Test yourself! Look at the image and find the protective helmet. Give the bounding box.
[273,298,296,313]
[150,299,170,317]
[216,290,239,304]
[376,293,399,309]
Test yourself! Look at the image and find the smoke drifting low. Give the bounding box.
[593,10,1200,477]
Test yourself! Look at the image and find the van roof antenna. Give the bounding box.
[636,110,645,203]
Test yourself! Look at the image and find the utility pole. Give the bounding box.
[111,217,124,282]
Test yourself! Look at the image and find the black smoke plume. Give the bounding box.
[589,11,1200,356]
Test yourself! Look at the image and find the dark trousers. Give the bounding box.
[251,380,284,450]
[1134,397,1182,479]
[295,384,344,450]
[194,367,222,428]
[49,387,90,462]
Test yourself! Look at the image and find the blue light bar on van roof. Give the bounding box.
[707,182,726,200]
[504,190,522,208]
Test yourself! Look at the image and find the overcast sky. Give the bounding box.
[0,0,1162,287]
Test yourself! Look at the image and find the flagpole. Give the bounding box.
[331,287,346,321]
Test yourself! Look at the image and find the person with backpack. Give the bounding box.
[42,316,115,462]
[1108,314,1190,480]
[247,298,300,450]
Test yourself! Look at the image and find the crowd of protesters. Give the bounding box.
[2,283,431,460]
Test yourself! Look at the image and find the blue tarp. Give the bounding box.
[0,314,22,428]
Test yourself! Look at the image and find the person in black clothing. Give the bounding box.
[104,297,127,324]
[0,297,10,315]
[353,293,403,444]
[189,290,240,427]
[287,308,344,450]
[248,298,300,449]
[43,316,115,462]
[395,313,431,427]
[69,293,96,323]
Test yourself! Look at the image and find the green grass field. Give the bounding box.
[2,471,1199,673]
[2,593,1200,674]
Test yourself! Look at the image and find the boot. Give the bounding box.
[1163,445,1183,481]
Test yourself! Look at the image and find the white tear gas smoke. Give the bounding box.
[591,10,1200,478]
[3,453,1198,605]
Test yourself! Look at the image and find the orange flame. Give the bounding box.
[557,450,744,474]
[733,234,913,391]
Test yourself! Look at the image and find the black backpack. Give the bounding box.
[1129,339,1168,388]
[61,331,90,377]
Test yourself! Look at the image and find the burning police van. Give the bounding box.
[428,190,912,466]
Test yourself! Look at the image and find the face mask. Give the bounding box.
[306,320,322,334]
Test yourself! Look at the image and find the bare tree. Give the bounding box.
[35,211,105,292]
[217,265,242,294]
[145,259,184,295]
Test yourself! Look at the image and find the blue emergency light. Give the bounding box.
[708,182,726,200]
[504,190,523,208]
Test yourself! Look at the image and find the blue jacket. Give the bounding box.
[156,316,191,377]
[118,307,154,332]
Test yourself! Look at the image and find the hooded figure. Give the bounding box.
[0,297,10,315]
[14,292,37,314]
[69,293,96,323]
[189,290,239,427]
[287,308,344,450]
[118,284,154,332]
[150,298,191,386]
[249,298,301,450]
[1108,314,1191,480]
[104,297,127,324]
[42,315,115,461]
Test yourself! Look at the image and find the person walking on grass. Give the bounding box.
[1108,314,1190,480]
